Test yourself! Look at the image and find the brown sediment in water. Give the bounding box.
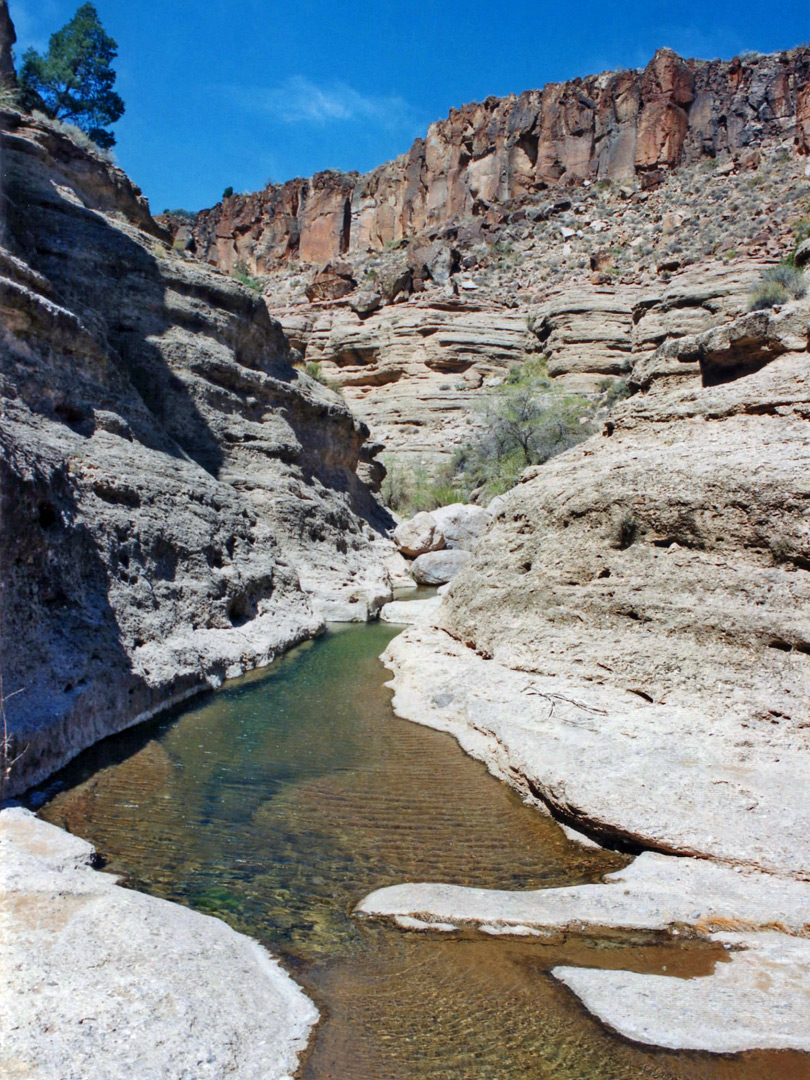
[36,623,810,1080]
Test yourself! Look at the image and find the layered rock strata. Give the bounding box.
[188,47,810,272]
[374,297,810,1049]
[0,807,318,1079]
[273,257,769,461]
[278,297,532,462]
[0,110,400,796]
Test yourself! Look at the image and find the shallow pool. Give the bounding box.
[38,622,810,1080]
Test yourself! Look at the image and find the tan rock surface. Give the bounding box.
[277,298,531,463]
[0,808,317,1079]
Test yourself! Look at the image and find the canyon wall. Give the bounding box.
[0,107,401,797]
[189,46,810,273]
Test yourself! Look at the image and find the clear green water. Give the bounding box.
[39,622,810,1080]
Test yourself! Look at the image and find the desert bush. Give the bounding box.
[598,377,632,410]
[748,264,806,310]
[232,259,264,293]
[748,280,790,310]
[452,358,594,499]
[32,108,115,160]
[379,457,465,516]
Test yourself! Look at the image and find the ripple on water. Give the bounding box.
[38,623,810,1080]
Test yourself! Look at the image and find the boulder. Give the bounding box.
[394,511,445,557]
[428,503,491,550]
[305,261,356,302]
[350,289,382,316]
[377,261,412,302]
[411,549,472,585]
[408,240,460,286]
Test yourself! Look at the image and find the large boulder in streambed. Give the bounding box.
[394,512,445,557]
[411,549,472,585]
[428,503,491,550]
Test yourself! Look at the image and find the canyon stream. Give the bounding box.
[36,616,810,1080]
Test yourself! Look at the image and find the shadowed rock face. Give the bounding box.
[0,2,15,88]
[0,111,398,796]
[188,47,810,272]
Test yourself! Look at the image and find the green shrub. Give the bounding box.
[452,358,594,500]
[222,186,234,200]
[379,457,465,516]
[747,264,806,311]
[232,259,264,293]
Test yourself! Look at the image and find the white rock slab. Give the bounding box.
[379,596,443,625]
[0,808,317,1080]
[554,933,810,1053]
[357,851,810,938]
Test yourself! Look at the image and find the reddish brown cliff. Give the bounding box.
[186,46,810,273]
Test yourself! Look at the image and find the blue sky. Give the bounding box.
[10,0,809,214]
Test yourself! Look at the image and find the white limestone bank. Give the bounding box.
[0,808,318,1080]
[363,306,810,1055]
[358,855,810,1053]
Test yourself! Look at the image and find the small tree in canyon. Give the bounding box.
[19,3,124,149]
[454,359,593,498]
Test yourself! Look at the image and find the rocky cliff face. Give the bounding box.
[0,1,15,89]
[188,46,810,273]
[0,109,401,797]
[387,297,810,872]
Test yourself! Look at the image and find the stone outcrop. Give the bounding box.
[0,110,400,796]
[0,807,318,1079]
[376,296,810,1049]
[277,298,532,462]
[186,47,810,273]
[0,1,15,88]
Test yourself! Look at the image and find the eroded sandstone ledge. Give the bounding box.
[0,109,404,796]
[369,298,810,1051]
